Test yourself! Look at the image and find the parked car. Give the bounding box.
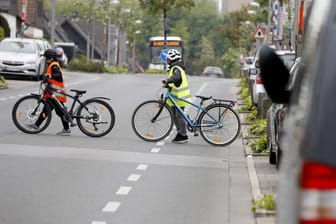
[259,1,334,223]
[241,56,254,75]
[0,38,45,80]
[55,47,68,68]
[201,66,224,78]
[266,57,302,168]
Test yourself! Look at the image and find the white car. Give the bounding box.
[0,38,45,80]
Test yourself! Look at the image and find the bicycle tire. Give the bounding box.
[198,103,240,146]
[12,95,52,134]
[76,98,115,137]
[131,100,173,142]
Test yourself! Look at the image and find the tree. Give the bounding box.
[139,0,195,50]
[199,36,214,69]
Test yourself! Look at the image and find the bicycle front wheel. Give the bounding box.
[198,104,241,146]
[131,100,173,142]
[12,95,52,134]
[76,99,115,137]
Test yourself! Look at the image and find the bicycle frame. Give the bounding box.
[35,81,111,121]
[163,90,223,129]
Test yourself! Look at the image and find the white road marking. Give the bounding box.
[116,186,132,195]
[151,148,160,153]
[127,174,141,182]
[136,164,148,170]
[102,201,121,213]
[156,141,165,146]
[91,221,107,224]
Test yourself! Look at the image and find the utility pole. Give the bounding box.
[51,0,56,47]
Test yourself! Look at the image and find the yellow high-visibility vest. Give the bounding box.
[167,65,191,107]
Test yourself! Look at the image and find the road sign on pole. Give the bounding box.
[253,26,265,40]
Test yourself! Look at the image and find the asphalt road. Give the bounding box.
[0,72,253,224]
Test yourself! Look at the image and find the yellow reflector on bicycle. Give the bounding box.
[155,104,160,109]
[221,109,228,114]
[145,133,154,138]
[212,137,221,143]
[42,113,46,119]
[85,126,94,131]
[99,106,105,112]
[17,111,23,118]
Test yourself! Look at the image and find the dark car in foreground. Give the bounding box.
[266,57,302,168]
[259,1,335,223]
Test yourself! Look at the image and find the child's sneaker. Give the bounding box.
[172,133,189,143]
[56,129,71,136]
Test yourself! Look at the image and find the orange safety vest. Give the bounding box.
[43,61,67,103]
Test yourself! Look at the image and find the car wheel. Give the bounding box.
[269,142,276,164]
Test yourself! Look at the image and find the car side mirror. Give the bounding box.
[259,45,291,104]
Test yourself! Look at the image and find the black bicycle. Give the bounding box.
[12,79,115,137]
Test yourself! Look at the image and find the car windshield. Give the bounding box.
[0,41,36,53]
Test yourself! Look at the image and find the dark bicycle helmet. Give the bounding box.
[43,48,57,59]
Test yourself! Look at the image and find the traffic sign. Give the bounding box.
[160,49,169,63]
[253,26,265,40]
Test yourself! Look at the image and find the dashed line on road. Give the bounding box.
[102,201,121,213]
[156,141,165,146]
[151,148,160,153]
[91,221,107,224]
[136,164,148,170]
[127,174,141,182]
[116,186,132,195]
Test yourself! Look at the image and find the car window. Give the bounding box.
[0,41,36,53]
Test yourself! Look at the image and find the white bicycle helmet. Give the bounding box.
[166,49,182,61]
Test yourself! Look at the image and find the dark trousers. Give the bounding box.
[36,98,70,130]
[171,106,187,136]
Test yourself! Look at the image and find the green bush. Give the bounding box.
[248,119,266,136]
[67,55,105,73]
[144,69,167,74]
[0,75,7,88]
[251,193,276,212]
[105,66,128,74]
[251,134,268,153]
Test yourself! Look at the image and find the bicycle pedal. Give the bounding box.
[70,123,77,127]
[194,132,199,137]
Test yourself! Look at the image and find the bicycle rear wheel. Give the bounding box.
[12,95,52,134]
[132,100,173,142]
[76,99,115,137]
[198,103,240,146]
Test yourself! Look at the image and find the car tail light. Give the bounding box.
[255,73,263,84]
[300,161,336,224]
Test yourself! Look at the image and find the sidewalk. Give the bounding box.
[240,122,279,224]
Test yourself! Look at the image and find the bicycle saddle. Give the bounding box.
[195,95,212,101]
[70,89,87,95]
